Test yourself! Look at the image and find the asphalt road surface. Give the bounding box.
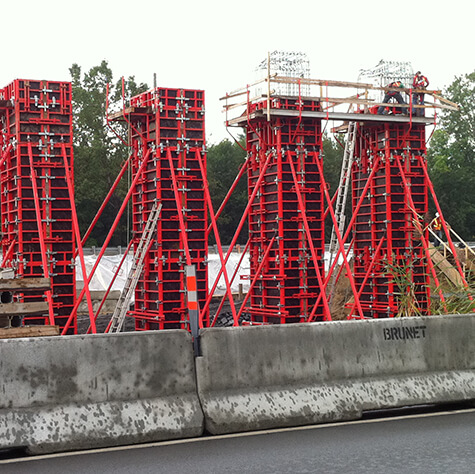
[2,409,474,473]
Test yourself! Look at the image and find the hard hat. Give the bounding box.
[435,212,440,217]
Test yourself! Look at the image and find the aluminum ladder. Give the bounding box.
[328,121,357,296]
[108,201,162,333]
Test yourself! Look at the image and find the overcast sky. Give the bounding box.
[2,0,472,144]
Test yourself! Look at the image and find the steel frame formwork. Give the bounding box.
[243,97,326,323]
[0,79,76,331]
[222,75,465,323]
[123,87,208,330]
[351,122,430,318]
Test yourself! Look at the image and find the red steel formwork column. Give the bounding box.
[125,87,208,330]
[0,79,76,331]
[351,121,429,318]
[244,98,325,323]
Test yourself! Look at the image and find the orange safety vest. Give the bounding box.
[413,75,429,89]
[389,81,403,88]
[433,217,442,231]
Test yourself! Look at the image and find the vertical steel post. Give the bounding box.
[27,142,55,325]
[186,265,200,355]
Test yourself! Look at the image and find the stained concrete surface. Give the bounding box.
[0,331,203,453]
[2,409,474,473]
[196,314,475,433]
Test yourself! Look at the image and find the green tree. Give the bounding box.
[322,133,344,194]
[70,61,148,246]
[322,133,345,240]
[206,137,248,245]
[427,72,475,239]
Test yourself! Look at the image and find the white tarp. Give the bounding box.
[75,250,349,296]
[75,252,251,297]
[75,254,133,293]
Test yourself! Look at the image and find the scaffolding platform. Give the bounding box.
[228,106,434,126]
[222,76,457,127]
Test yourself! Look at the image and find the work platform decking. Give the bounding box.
[222,75,457,128]
[228,106,434,126]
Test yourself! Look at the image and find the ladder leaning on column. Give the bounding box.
[108,201,162,333]
[328,121,357,296]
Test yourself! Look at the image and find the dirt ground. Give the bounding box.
[76,297,246,334]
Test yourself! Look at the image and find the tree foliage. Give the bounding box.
[428,71,475,239]
[206,137,247,245]
[322,134,345,240]
[70,61,147,246]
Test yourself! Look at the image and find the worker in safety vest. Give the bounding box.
[431,212,443,247]
[377,81,407,115]
[412,71,429,116]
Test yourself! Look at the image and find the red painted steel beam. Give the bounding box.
[196,149,238,326]
[0,142,12,169]
[420,156,472,298]
[61,143,96,333]
[307,156,382,322]
[199,150,275,326]
[166,147,192,266]
[210,239,251,327]
[206,158,249,237]
[393,156,448,312]
[313,151,365,319]
[347,235,386,318]
[235,235,277,322]
[27,142,55,325]
[61,148,152,334]
[79,155,131,252]
[287,150,331,321]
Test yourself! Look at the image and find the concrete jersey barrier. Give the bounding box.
[0,330,203,454]
[196,314,475,434]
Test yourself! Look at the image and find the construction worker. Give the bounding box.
[377,81,407,115]
[432,212,443,247]
[412,71,429,117]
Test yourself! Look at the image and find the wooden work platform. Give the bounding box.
[228,108,434,127]
[0,301,49,316]
[0,277,51,292]
[108,106,152,121]
[0,325,59,339]
[222,75,457,128]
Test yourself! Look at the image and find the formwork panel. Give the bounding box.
[351,122,429,318]
[0,79,75,332]
[245,98,325,323]
[126,87,208,330]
